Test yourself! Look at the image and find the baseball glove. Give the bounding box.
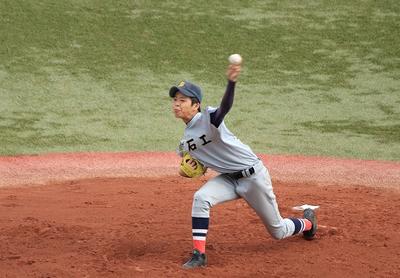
[180,152,206,178]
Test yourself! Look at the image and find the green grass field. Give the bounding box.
[1,0,399,160]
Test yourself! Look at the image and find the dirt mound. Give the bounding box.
[0,177,399,277]
[0,152,399,277]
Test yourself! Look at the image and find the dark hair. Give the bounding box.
[190,97,201,112]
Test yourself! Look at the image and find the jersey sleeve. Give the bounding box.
[210,80,236,127]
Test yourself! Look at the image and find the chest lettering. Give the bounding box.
[186,134,212,151]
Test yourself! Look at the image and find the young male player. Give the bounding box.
[170,61,317,269]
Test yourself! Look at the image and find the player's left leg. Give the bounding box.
[236,161,317,240]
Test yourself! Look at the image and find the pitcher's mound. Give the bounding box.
[0,176,399,277]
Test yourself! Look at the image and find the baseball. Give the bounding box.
[228,54,242,65]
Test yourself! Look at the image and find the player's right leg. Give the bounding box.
[191,174,239,218]
[183,174,239,269]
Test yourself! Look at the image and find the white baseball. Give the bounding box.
[228,54,242,65]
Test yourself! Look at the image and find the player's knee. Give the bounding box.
[270,229,286,240]
[267,225,287,240]
[192,190,212,217]
[193,190,212,208]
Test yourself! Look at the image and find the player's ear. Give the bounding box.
[190,97,201,111]
[194,102,201,112]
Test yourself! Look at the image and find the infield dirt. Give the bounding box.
[0,152,399,277]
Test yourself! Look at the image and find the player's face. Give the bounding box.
[172,92,200,123]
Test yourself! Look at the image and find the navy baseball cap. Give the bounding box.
[169,81,203,103]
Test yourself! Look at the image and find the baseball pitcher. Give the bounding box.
[169,57,317,269]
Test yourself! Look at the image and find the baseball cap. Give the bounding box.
[169,81,202,103]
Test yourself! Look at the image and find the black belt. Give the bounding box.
[228,167,255,179]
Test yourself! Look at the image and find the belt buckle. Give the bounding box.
[242,167,255,178]
[229,166,255,179]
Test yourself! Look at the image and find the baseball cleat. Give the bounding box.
[182,249,207,269]
[303,208,317,240]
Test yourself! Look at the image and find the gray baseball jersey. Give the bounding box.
[178,106,259,173]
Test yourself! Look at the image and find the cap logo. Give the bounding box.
[178,81,185,87]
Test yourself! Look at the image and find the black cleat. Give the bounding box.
[303,208,317,240]
[182,249,207,269]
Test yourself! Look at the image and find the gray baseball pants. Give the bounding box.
[191,160,295,239]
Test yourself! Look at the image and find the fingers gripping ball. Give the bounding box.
[180,153,206,178]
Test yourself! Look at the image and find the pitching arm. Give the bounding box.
[210,64,241,127]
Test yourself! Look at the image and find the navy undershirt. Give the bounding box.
[210,80,236,127]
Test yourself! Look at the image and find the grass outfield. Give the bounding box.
[0,0,399,160]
